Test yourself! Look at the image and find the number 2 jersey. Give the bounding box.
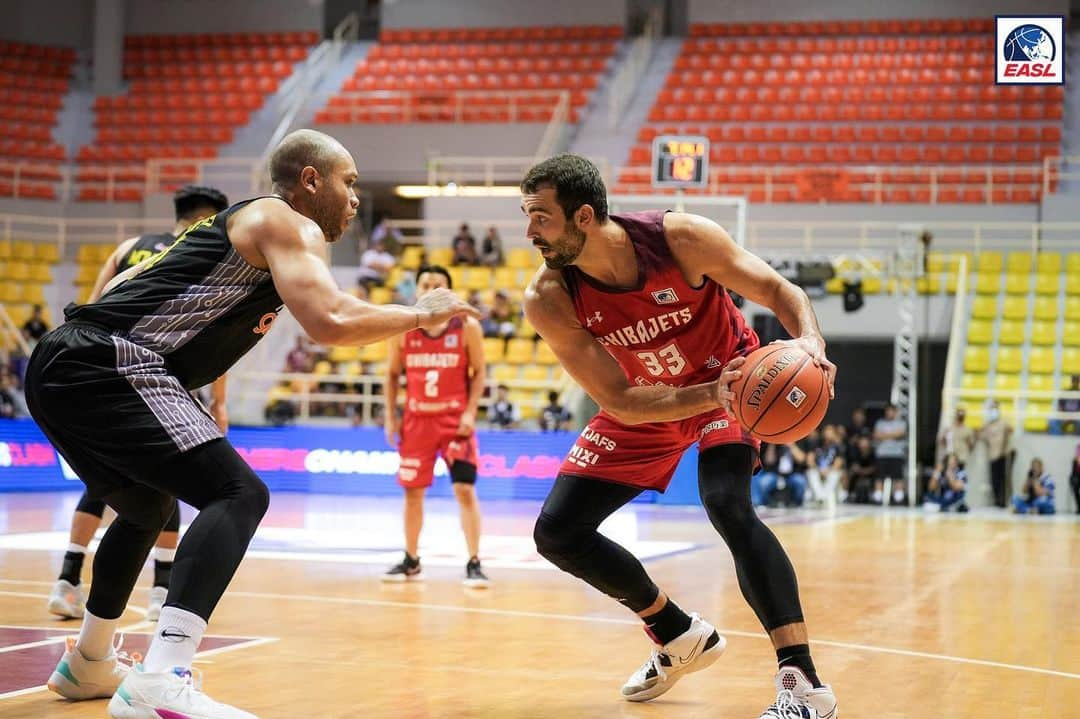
[400,317,471,416]
[561,210,759,390]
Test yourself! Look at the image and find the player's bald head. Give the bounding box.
[269,129,351,192]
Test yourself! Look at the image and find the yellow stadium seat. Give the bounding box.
[506,248,534,269]
[511,391,539,420]
[970,296,998,319]
[521,365,551,383]
[29,263,52,283]
[963,347,990,373]
[1006,252,1033,273]
[400,246,424,270]
[516,316,536,338]
[313,360,333,375]
[368,286,392,304]
[12,241,33,260]
[0,285,20,303]
[95,244,115,262]
[535,341,559,365]
[1024,402,1051,433]
[996,347,1022,374]
[825,277,845,294]
[6,261,29,281]
[945,272,959,294]
[1001,296,1028,319]
[964,409,985,430]
[998,320,1025,346]
[916,276,941,294]
[1029,347,1055,374]
[1064,322,1080,347]
[1034,274,1060,296]
[1066,252,1080,273]
[464,267,493,291]
[33,243,59,263]
[446,266,466,288]
[1064,348,1080,374]
[961,373,989,389]
[385,266,404,288]
[926,252,947,273]
[75,244,97,263]
[358,342,387,363]
[490,364,519,383]
[427,247,453,266]
[1027,374,1054,392]
[328,346,360,364]
[994,374,1020,391]
[1004,274,1030,295]
[504,338,534,364]
[966,320,994,345]
[973,273,1000,295]
[482,337,506,362]
[1066,275,1080,297]
[76,286,93,304]
[75,264,99,285]
[22,284,45,304]
[453,289,470,301]
[494,266,521,289]
[976,251,1003,272]
[1033,296,1060,320]
[1037,253,1062,273]
[1067,297,1080,320]
[1031,321,1057,346]
[862,277,882,294]
[0,239,11,258]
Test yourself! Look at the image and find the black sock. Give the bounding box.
[777,644,822,688]
[641,598,692,645]
[153,560,172,590]
[60,551,85,586]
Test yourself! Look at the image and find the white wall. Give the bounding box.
[744,294,954,340]
[0,0,92,48]
[381,0,625,29]
[125,0,322,35]
[688,0,1067,22]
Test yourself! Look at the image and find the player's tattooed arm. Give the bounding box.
[524,268,743,424]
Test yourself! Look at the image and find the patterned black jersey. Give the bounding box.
[117,232,174,270]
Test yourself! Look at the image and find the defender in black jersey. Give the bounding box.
[28,130,479,719]
[47,186,230,624]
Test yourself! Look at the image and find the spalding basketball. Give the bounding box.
[732,345,829,444]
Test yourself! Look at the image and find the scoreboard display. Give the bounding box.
[651,135,710,188]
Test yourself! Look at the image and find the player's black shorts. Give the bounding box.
[25,321,223,499]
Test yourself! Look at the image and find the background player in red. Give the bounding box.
[382,265,490,587]
[521,155,838,719]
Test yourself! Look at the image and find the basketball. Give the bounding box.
[732,345,829,444]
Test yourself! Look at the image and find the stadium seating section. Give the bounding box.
[315,25,622,124]
[75,31,319,202]
[0,42,76,201]
[0,239,59,346]
[615,18,1063,202]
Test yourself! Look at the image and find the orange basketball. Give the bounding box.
[732,345,829,444]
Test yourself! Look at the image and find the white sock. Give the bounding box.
[76,609,119,661]
[68,543,89,555]
[143,606,206,672]
[153,547,176,563]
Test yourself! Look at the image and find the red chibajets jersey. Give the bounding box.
[401,316,470,415]
[562,210,759,389]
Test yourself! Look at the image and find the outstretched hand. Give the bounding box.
[413,288,482,328]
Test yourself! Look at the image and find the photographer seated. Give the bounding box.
[923,453,969,513]
[1012,458,1056,515]
[752,442,808,509]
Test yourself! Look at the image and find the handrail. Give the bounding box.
[535,90,570,159]
[0,305,31,358]
[609,4,664,128]
[938,254,968,438]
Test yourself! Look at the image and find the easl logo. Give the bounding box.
[996,16,1064,85]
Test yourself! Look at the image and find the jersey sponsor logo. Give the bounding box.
[445,334,459,348]
[252,311,278,335]
[585,310,603,328]
[705,355,722,369]
[597,307,693,348]
[580,426,616,451]
[651,288,679,304]
[405,353,462,368]
[786,386,807,409]
[700,419,730,437]
[745,350,798,409]
[566,444,601,468]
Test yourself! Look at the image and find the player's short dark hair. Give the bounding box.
[497,383,510,391]
[416,264,452,289]
[173,185,228,221]
[521,153,608,224]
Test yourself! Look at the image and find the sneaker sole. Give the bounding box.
[47,598,84,619]
[622,634,727,702]
[48,671,117,701]
[462,578,491,589]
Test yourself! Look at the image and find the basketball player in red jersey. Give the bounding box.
[521,155,838,719]
[382,265,490,587]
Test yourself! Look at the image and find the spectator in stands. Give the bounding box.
[357,236,396,286]
[873,403,907,505]
[482,290,519,339]
[0,370,17,418]
[539,391,572,432]
[479,225,504,266]
[1069,444,1080,515]
[807,424,845,506]
[1012,458,1056,514]
[22,305,49,345]
[751,442,808,509]
[847,435,877,504]
[452,223,478,265]
[264,381,297,427]
[980,399,1013,508]
[923,453,968,513]
[846,407,872,442]
[370,216,403,256]
[285,336,314,374]
[489,384,520,429]
[938,406,976,467]
[1052,374,1080,435]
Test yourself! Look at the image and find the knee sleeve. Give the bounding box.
[533,511,573,562]
[450,460,478,485]
[75,492,107,518]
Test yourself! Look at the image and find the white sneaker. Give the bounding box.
[146,586,167,622]
[620,613,726,702]
[759,666,838,719]
[47,579,86,619]
[48,637,134,700]
[108,664,259,719]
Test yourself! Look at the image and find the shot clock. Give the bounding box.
[651,135,710,188]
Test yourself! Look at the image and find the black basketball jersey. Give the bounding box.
[65,196,285,390]
[117,232,175,270]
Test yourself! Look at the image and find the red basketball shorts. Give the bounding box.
[397,412,479,488]
[558,407,759,491]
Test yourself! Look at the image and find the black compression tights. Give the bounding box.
[698,444,805,631]
[76,492,180,532]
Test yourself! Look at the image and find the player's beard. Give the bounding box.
[543,225,586,269]
[312,193,347,243]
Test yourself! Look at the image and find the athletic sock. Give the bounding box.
[153,548,175,589]
[143,606,207,673]
[59,544,88,586]
[76,609,119,661]
[641,598,693,645]
[777,643,822,688]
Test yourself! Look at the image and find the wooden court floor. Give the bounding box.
[0,492,1077,718]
